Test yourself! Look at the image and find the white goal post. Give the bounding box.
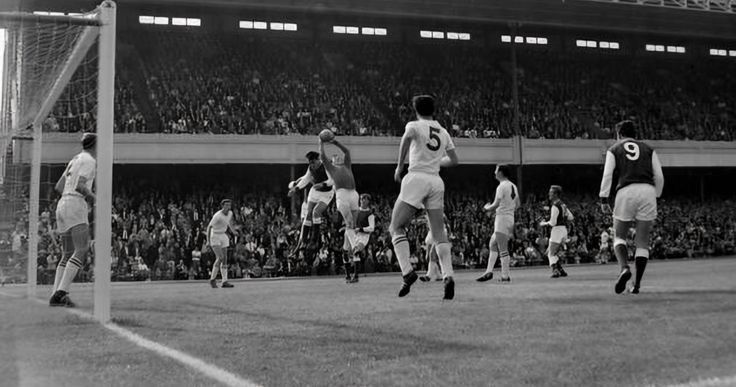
[0,1,116,323]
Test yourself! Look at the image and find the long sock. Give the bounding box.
[52,263,66,293]
[221,263,228,282]
[344,260,352,279]
[500,250,510,278]
[634,248,649,287]
[548,252,559,267]
[58,256,82,293]
[210,261,220,280]
[427,259,440,279]
[310,222,322,247]
[353,251,362,277]
[299,221,312,246]
[486,250,499,274]
[435,242,454,278]
[392,235,412,276]
[614,244,630,271]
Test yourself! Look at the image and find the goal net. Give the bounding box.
[0,1,116,322]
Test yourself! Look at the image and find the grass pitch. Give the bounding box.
[2,258,736,387]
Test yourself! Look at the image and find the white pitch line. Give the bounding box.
[1,294,263,387]
[666,375,736,387]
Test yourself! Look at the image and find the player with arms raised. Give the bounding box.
[49,133,97,307]
[318,134,362,283]
[390,95,459,300]
[599,120,664,294]
[477,165,520,283]
[288,151,335,262]
[207,199,236,288]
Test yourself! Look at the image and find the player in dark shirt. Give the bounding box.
[288,151,335,263]
[599,120,664,294]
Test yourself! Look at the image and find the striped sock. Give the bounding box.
[392,235,412,276]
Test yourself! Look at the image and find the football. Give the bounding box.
[319,129,335,142]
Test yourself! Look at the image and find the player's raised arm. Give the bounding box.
[318,139,332,168]
[652,150,665,198]
[599,150,616,211]
[331,139,351,167]
[289,170,313,197]
[394,124,414,182]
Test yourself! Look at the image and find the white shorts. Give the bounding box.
[344,229,370,251]
[56,195,89,234]
[210,232,229,248]
[614,183,657,222]
[494,215,515,237]
[307,187,335,206]
[398,172,445,210]
[335,188,359,227]
[549,226,568,244]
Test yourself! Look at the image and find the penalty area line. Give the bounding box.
[18,296,261,387]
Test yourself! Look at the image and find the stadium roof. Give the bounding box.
[15,0,736,39]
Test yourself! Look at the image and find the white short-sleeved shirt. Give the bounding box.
[405,119,455,175]
[495,180,519,217]
[208,210,232,233]
[61,151,96,196]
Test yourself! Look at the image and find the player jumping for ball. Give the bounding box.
[599,120,664,294]
[389,95,458,300]
[50,133,97,307]
[318,135,363,283]
[288,151,335,263]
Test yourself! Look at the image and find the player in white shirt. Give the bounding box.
[207,199,237,288]
[49,133,97,307]
[477,165,520,283]
[390,95,459,300]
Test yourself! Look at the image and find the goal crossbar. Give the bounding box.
[0,12,102,27]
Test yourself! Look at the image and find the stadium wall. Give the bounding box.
[23,133,736,167]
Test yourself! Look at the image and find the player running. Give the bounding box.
[288,151,335,262]
[319,136,361,283]
[49,133,97,307]
[599,120,664,294]
[539,185,574,278]
[207,199,237,288]
[477,165,520,283]
[389,95,459,300]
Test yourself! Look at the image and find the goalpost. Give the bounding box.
[0,1,115,322]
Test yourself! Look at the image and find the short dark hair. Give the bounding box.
[496,164,511,178]
[616,120,636,139]
[220,199,231,206]
[412,95,435,116]
[550,185,563,196]
[305,151,320,161]
[81,132,96,150]
[360,193,372,202]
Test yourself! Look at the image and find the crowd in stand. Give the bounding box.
[3,184,733,285]
[39,32,735,141]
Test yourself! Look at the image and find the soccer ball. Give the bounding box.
[319,129,335,142]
